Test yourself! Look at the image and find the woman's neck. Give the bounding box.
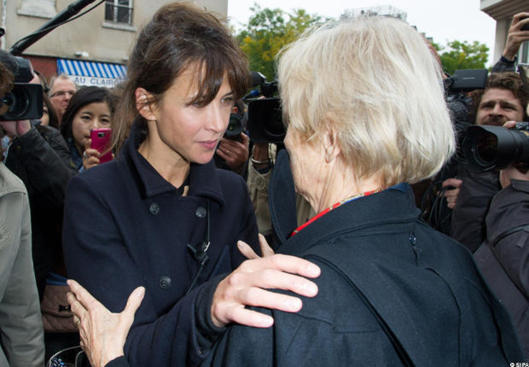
[308,159,382,213]
[138,136,190,188]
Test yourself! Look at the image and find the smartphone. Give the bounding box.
[90,128,113,163]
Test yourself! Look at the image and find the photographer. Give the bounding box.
[214,100,250,176]
[444,72,529,252]
[0,57,45,367]
[0,51,82,361]
[0,50,75,298]
[474,122,529,356]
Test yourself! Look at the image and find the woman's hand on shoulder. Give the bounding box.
[211,234,320,328]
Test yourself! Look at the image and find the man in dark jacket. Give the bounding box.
[475,157,529,356]
[446,71,529,252]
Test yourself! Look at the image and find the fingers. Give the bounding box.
[258,233,275,257]
[513,12,529,25]
[123,287,145,317]
[222,307,274,328]
[67,279,102,311]
[249,254,321,279]
[211,255,320,327]
[503,120,517,129]
[237,240,260,259]
[442,178,462,189]
[240,132,250,146]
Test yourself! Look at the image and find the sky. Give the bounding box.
[227,0,498,67]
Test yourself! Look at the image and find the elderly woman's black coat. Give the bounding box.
[201,152,524,366]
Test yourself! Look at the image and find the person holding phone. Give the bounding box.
[60,86,115,171]
[62,3,320,367]
[492,12,529,73]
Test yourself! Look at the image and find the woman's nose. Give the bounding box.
[92,119,103,130]
[208,105,228,133]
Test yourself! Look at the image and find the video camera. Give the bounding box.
[0,52,42,121]
[245,72,285,143]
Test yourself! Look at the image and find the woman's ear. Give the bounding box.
[323,125,340,163]
[135,88,156,121]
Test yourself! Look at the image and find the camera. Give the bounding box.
[462,122,529,171]
[245,72,285,143]
[0,52,42,121]
[224,113,244,139]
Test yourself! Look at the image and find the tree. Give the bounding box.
[235,4,324,81]
[434,40,489,75]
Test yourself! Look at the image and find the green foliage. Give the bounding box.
[436,40,489,75]
[235,4,324,80]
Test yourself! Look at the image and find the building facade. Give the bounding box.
[480,0,529,64]
[0,0,228,86]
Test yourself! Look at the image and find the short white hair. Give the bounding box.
[277,16,455,187]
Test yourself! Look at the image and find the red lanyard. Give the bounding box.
[290,189,380,237]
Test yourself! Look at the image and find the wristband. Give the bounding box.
[500,55,516,64]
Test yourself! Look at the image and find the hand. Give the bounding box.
[503,12,529,60]
[0,120,31,137]
[216,133,250,173]
[67,279,145,367]
[237,233,275,259]
[211,252,320,328]
[82,148,101,170]
[442,178,463,209]
[503,120,517,129]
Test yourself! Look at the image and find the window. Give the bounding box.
[105,0,133,25]
[520,41,529,64]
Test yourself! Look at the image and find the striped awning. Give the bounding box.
[57,59,127,88]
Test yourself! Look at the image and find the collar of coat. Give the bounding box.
[120,122,225,206]
[279,184,418,257]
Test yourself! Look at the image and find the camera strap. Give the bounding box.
[185,200,210,295]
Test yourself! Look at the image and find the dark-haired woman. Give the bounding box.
[62,3,319,367]
[60,86,115,171]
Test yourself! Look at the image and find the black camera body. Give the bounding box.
[224,113,244,141]
[245,71,285,143]
[0,52,42,121]
[462,122,529,171]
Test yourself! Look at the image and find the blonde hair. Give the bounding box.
[277,16,455,187]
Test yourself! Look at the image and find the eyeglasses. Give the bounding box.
[50,90,75,98]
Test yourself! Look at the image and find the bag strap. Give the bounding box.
[307,255,414,367]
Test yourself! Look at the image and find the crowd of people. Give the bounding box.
[1,2,529,367]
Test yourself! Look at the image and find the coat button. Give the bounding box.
[149,202,160,215]
[159,276,171,289]
[409,232,417,246]
[195,206,207,218]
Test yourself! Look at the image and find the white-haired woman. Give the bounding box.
[68,16,523,366]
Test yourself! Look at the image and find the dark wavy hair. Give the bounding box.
[112,2,249,152]
[60,86,115,144]
[470,72,529,122]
